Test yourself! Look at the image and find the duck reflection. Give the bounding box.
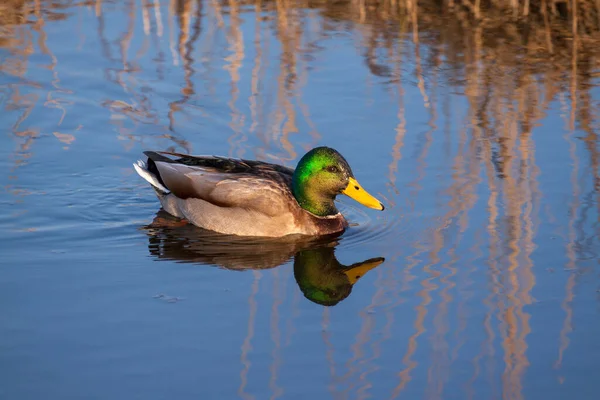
[144,211,384,306]
[293,247,384,306]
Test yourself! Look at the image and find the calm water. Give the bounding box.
[1,1,600,399]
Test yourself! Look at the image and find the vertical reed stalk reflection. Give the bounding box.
[238,270,261,400]
[268,267,284,400]
[1,0,600,398]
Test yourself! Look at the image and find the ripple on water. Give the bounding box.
[337,202,405,249]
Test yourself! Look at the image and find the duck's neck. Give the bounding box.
[292,179,338,217]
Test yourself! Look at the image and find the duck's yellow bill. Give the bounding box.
[342,177,385,211]
[344,258,385,285]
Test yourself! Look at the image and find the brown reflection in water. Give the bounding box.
[238,270,261,400]
[1,0,74,187]
[97,0,197,152]
[409,0,429,110]
[284,277,301,350]
[460,231,485,400]
[321,307,338,398]
[5,91,39,173]
[499,105,525,400]
[167,0,201,147]
[391,242,433,399]
[386,21,409,202]
[454,29,485,395]
[353,266,400,400]
[6,0,600,163]
[98,0,164,151]
[473,63,540,400]
[554,48,582,377]
[0,2,35,75]
[554,272,574,379]
[268,0,300,162]
[247,1,265,159]
[222,0,245,158]
[34,0,73,141]
[268,267,284,400]
[249,1,323,162]
[426,93,483,399]
[471,55,504,396]
[345,267,387,400]
[96,0,114,63]
[554,28,600,372]
[2,0,600,397]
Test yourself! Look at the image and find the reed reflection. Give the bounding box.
[1,0,600,398]
[144,211,384,306]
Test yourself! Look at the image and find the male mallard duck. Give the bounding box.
[134,146,384,237]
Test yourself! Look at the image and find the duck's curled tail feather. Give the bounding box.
[133,159,170,194]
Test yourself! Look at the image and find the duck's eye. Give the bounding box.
[326,166,339,173]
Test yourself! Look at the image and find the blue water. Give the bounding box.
[1,1,599,399]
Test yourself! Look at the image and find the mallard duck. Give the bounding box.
[134,146,384,237]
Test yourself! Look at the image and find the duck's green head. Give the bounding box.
[292,147,385,217]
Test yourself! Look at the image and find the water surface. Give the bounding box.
[1,1,600,399]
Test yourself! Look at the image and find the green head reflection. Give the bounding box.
[294,247,384,306]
